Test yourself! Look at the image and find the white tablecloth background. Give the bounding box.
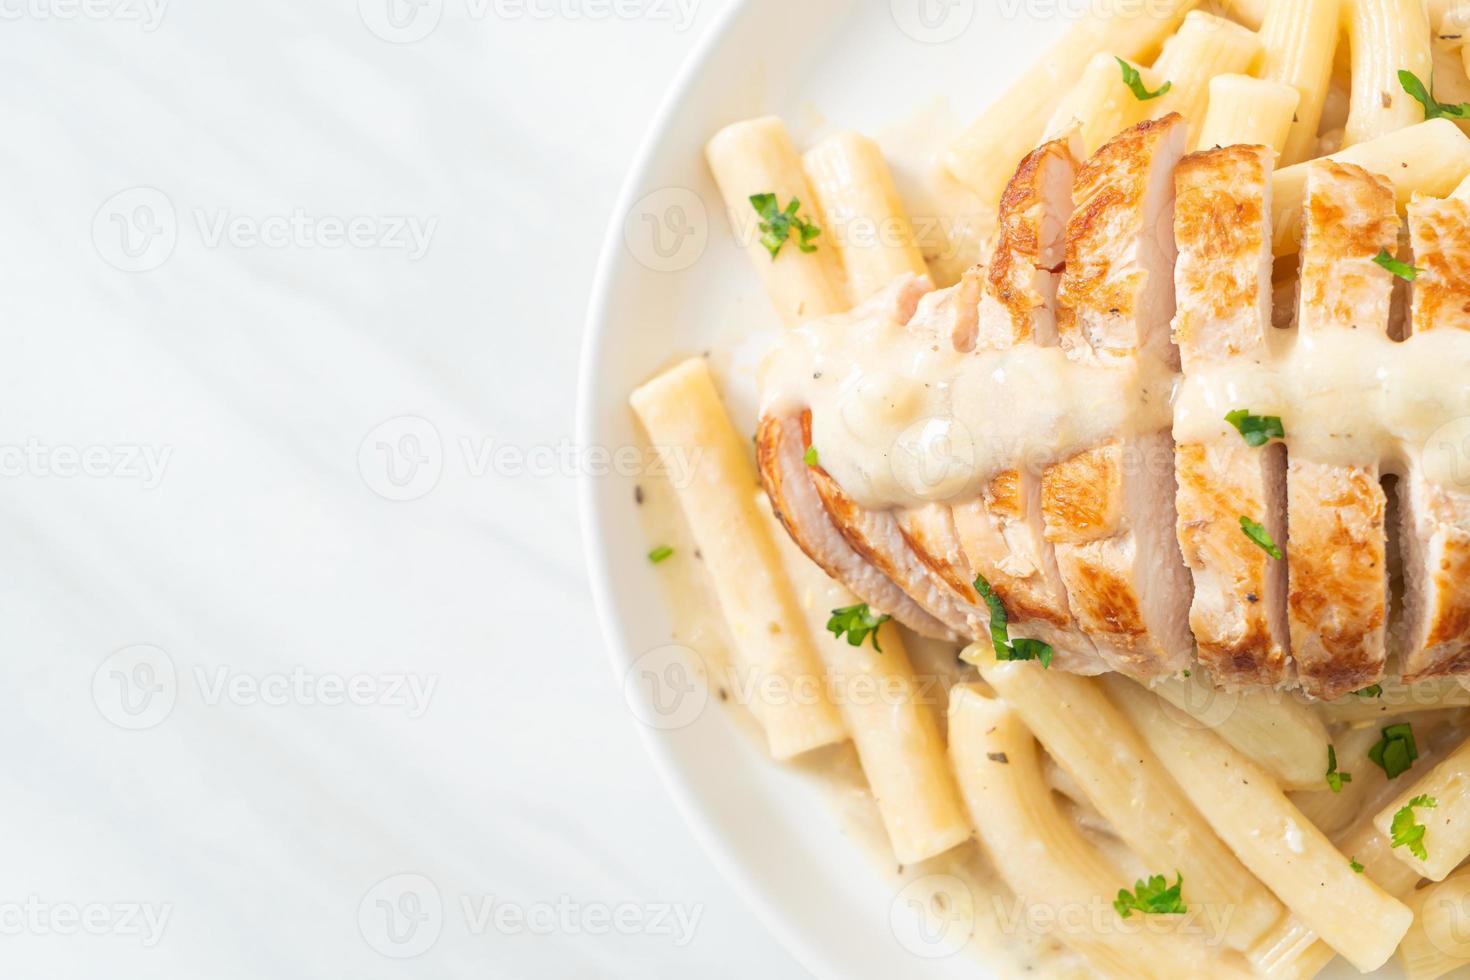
[0,0,807,975]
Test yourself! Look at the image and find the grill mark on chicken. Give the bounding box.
[1401,196,1470,680]
[750,115,1470,692]
[955,136,1103,671]
[1285,161,1396,698]
[755,411,955,639]
[1042,115,1193,677]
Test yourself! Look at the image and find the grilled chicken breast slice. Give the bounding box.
[950,137,1104,670]
[1042,115,1194,677]
[1287,161,1397,698]
[1401,196,1470,680]
[756,409,956,640]
[1171,145,1292,688]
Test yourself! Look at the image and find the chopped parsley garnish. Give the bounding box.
[1225,409,1285,447]
[1390,795,1438,861]
[827,604,890,652]
[1353,684,1384,698]
[1349,857,1364,873]
[1368,723,1419,780]
[648,545,674,564]
[1373,248,1421,282]
[1399,69,1470,120]
[1239,516,1283,559]
[1326,745,1352,793]
[750,193,821,260]
[804,445,819,467]
[1114,873,1186,918]
[1116,57,1172,101]
[972,574,1054,668]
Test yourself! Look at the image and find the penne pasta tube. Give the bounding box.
[1335,818,1424,903]
[1149,11,1266,149]
[941,0,1198,209]
[1104,677,1414,972]
[758,493,969,864]
[1372,732,1470,881]
[706,117,847,325]
[1195,75,1299,154]
[975,656,1283,955]
[1315,677,1470,723]
[1219,0,1268,29]
[1272,119,1470,255]
[1398,865,1470,979]
[800,132,927,306]
[1290,723,1395,837]
[1258,0,1342,165]
[629,358,846,759]
[1043,53,1161,157]
[947,686,1255,978]
[1342,0,1434,147]
[1146,672,1330,790]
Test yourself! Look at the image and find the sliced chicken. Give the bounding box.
[1171,144,1292,689]
[950,136,1104,671]
[1041,115,1195,677]
[1287,161,1397,698]
[756,409,957,640]
[1400,196,1470,680]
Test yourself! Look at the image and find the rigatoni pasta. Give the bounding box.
[630,359,846,759]
[941,0,1197,210]
[1342,0,1434,146]
[706,117,846,325]
[758,492,969,864]
[1196,74,1300,155]
[1104,677,1414,972]
[801,132,927,305]
[1148,11,1265,149]
[1258,0,1342,164]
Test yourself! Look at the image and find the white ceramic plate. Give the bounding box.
[578,3,1364,976]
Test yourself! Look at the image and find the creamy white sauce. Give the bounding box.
[764,295,1470,508]
[761,298,1174,511]
[1175,328,1470,486]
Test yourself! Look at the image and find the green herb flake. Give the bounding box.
[750,193,822,260]
[1349,857,1364,873]
[804,445,819,467]
[1116,57,1172,101]
[1368,723,1420,780]
[1352,684,1384,698]
[1399,69,1470,120]
[1326,745,1352,793]
[827,604,890,652]
[1390,795,1438,861]
[1239,516,1284,560]
[1114,873,1186,918]
[1225,409,1285,448]
[973,575,1054,668]
[1373,247,1422,282]
[648,545,674,564]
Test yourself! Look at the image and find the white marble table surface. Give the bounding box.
[0,0,808,975]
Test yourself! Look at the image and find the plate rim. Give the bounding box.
[574,1,836,976]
